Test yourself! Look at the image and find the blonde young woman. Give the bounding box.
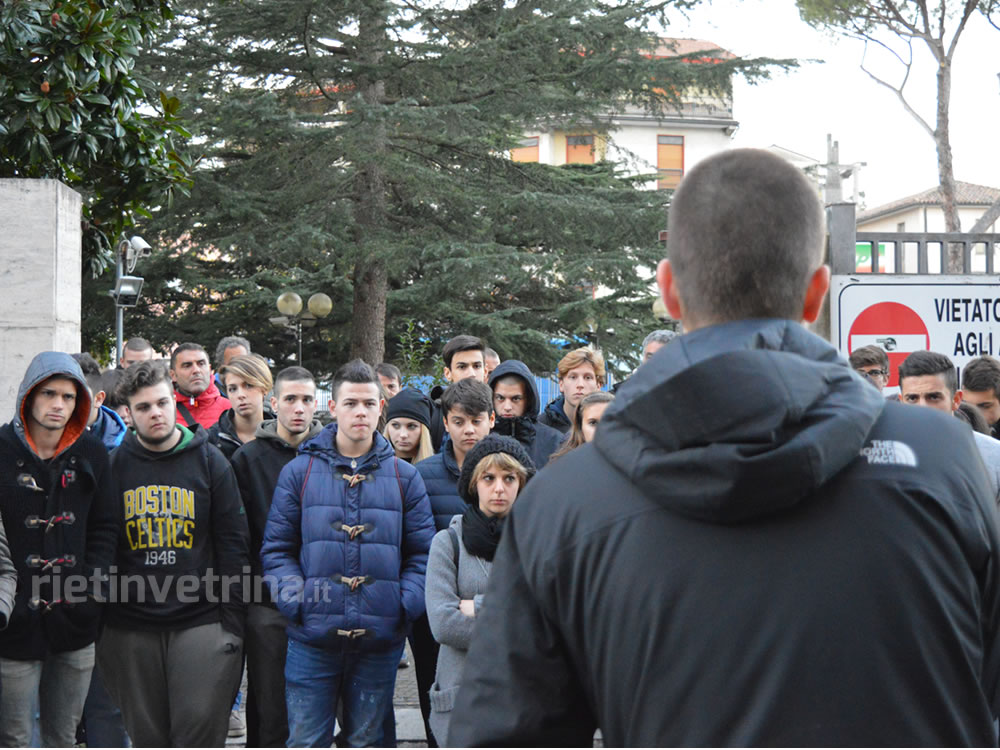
[209,353,273,460]
[424,435,535,743]
[550,390,614,462]
[382,388,435,464]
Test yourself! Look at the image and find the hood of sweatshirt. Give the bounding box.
[488,359,541,419]
[13,351,92,459]
[91,404,127,451]
[118,421,209,461]
[594,319,885,524]
[253,417,325,449]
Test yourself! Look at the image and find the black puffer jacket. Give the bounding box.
[0,352,118,659]
[451,319,1000,747]
[415,440,464,531]
[487,361,564,469]
[537,395,571,434]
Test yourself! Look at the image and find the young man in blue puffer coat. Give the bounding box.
[262,359,435,747]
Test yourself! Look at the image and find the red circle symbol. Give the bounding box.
[848,302,930,387]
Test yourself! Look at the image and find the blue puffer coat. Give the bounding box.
[416,441,464,532]
[262,425,435,651]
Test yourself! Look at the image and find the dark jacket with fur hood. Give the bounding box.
[0,352,118,660]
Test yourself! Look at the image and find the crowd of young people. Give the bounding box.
[6,149,1000,747]
[0,328,636,748]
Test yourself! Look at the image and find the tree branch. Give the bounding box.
[860,38,934,138]
[970,197,1000,234]
[302,4,339,104]
[864,32,914,68]
[868,0,923,38]
[944,0,980,59]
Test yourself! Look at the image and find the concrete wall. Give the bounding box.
[0,179,82,420]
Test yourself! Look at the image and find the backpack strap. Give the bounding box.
[299,456,315,502]
[394,457,405,504]
[447,526,460,571]
[176,400,197,427]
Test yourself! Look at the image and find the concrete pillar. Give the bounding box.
[0,179,82,421]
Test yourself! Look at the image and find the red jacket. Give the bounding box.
[174,382,231,429]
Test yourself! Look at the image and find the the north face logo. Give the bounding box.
[860,440,918,467]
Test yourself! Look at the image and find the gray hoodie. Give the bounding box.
[12,351,92,459]
[0,513,15,628]
[425,515,492,743]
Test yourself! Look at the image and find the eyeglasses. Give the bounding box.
[856,368,888,380]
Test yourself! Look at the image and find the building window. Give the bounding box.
[566,135,595,164]
[511,136,539,163]
[657,135,684,190]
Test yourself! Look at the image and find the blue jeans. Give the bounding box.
[285,639,403,748]
[81,662,130,747]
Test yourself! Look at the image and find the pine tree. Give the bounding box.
[112,0,786,377]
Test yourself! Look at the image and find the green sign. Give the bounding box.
[856,243,887,272]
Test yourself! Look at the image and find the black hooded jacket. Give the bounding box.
[230,418,323,605]
[0,352,118,660]
[207,406,276,461]
[450,320,1000,747]
[487,360,564,469]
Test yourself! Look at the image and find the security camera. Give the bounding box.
[129,236,152,257]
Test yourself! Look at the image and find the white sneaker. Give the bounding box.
[228,708,246,738]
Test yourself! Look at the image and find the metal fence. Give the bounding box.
[828,202,1000,275]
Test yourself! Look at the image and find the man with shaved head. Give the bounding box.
[449,149,1000,746]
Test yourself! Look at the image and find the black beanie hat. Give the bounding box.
[458,434,536,504]
[385,388,433,429]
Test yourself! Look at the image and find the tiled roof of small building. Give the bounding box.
[649,38,735,60]
[858,181,1000,222]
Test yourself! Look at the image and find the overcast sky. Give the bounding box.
[662,0,1000,210]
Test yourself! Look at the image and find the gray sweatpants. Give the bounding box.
[98,622,243,748]
[0,644,95,747]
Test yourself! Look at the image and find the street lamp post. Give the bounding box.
[272,292,333,365]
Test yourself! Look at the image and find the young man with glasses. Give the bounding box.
[849,345,890,392]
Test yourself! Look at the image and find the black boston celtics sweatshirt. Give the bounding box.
[108,425,250,638]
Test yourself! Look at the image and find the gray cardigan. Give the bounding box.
[425,515,492,742]
[0,512,16,629]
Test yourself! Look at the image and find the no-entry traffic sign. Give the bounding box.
[832,277,1000,391]
[847,302,930,388]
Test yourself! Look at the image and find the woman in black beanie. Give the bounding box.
[423,435,534,743]
[382,387,435,464]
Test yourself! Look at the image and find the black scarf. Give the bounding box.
[461,504,506,562]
